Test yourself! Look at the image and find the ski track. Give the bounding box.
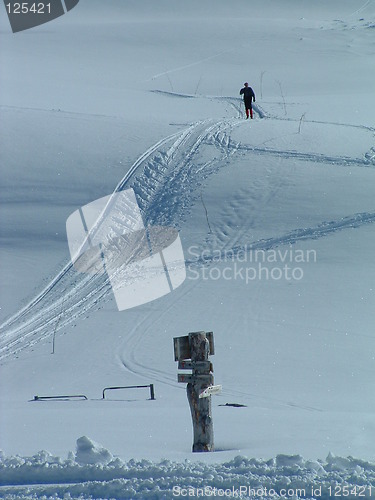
[348,0,373,17]
[235,144,374,168]
[1,100,374,364]
[117,210,375,401]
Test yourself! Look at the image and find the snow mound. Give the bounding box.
[1,442,375,499]
[75,436,113,466]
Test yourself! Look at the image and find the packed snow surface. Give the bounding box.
[0,0,375,498]
[1,437,375,499]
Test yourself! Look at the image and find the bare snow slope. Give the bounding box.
[1,0,375,496]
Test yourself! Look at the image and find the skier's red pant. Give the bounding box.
[246,107,253,119]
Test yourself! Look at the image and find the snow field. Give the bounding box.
[1,437,375,499]
[1,0,375,497]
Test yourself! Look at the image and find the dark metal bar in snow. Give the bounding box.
[102,385,155,400]
[150,383,155,401]
[33,395,88,401]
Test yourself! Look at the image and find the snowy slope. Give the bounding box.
[0,0,375,498]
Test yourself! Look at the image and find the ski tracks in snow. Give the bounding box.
[0,100,374,364]
[0,119,240,362]
[117,209,375,393]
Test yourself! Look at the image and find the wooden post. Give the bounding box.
[174,331,215,452]
[187,331,214,452]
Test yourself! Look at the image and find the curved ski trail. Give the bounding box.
[0,119,239,361]
[1,109,373,363]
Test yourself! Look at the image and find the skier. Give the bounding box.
[240,82,256,119]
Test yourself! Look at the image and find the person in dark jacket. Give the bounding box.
[240,82,256,119]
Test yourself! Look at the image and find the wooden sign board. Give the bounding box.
[178,360,211,371]
[199,385,222,399]
[178,373,213,384]
[173,332,215,361]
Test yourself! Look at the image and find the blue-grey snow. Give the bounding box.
[0,0,374,498]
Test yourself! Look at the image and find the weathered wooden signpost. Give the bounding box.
[174,331,215,452]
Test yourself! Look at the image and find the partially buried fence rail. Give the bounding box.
[102,384,155,400]
[34,395,88,401]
